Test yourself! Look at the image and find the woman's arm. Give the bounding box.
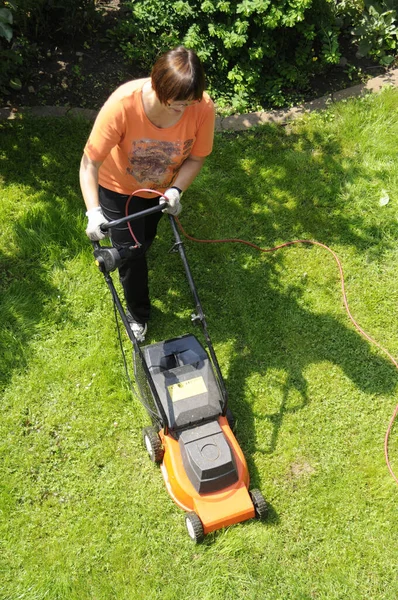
[79,153,103,211]
[172,155,206,192]
[79,153,109,240]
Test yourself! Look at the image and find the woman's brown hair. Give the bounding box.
[151,46,205,105]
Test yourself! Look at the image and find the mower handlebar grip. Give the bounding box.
[100,201,168,232]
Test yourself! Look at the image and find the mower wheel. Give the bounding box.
[185,512,204,543]
[250,489,268,520]
[142,426,164,463]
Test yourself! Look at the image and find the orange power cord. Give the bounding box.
[175,217,398,485]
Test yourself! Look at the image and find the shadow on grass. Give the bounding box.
[150,239,397,492]
[0,116,93,391]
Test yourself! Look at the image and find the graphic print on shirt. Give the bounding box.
[127,138,193,189]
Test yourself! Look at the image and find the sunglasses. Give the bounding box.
[166,99,201,108]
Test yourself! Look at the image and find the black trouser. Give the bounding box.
[99,185,163,324]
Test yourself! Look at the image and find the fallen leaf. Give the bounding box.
[379,190,390,206]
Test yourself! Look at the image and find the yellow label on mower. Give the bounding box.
[168,377,207,402]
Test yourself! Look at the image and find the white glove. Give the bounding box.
[85,206,109,241]
[161,187,182,216]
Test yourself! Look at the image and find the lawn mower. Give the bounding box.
[92,200,268,542]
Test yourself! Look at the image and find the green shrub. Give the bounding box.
[347,0,397,66]
[111,0,398,113]
[0,0,14,42]
[111,0,342,112]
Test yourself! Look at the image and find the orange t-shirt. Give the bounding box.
[84,78,215,196]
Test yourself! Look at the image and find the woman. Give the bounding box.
[80,46,215,341]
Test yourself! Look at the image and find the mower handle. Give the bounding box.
[100,200,168,232]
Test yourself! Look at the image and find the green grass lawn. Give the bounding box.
[1,88,398,600]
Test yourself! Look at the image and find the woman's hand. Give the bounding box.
[85,206,109,241]
[161,187,182,216]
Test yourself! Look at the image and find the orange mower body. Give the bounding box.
[159,415,255,534]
